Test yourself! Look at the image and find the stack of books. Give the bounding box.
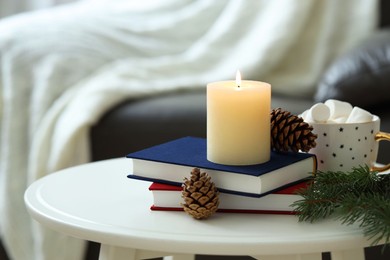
[126,136,317,215]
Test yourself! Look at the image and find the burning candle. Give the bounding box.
[207,71,271,165]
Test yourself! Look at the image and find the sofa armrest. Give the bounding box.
[315,28,390,108]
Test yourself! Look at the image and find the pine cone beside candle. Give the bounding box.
[271,108,317,153]
[181,168,219,219]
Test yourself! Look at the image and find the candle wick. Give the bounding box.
[238,85,240,88]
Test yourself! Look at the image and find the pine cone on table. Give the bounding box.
[271,108,317,153]
[181,168,219,219]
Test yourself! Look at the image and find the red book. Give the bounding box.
[149,181,309,215]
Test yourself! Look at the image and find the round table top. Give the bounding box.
[24,158,373,256]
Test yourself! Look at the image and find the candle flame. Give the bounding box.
[236,70,241,88]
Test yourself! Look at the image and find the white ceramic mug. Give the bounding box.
[309,115,390,172]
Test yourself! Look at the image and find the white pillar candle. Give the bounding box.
[207,72,271,165]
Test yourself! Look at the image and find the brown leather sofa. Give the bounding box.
[91,31,390,164]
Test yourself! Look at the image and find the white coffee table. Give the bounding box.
[24,158,379,260]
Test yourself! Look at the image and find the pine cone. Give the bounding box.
[271,108,317,153]
[181,168,219,219]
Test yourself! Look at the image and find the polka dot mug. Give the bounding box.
[309,116,390,172]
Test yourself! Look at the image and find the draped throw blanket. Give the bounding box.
[0,0,378,259]
[0,0,76,18]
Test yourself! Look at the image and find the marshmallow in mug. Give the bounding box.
[300,99,390,172]
[346,106,374,123]
[308,103,330,123]
[300,99,373,124]
[300,103,330,123]
[325,99,352,120]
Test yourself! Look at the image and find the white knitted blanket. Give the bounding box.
[0,0,377,259]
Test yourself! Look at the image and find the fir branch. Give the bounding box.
[338,192,390,245]
[292,165,390,246]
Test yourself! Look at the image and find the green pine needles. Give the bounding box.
[292,165,390,246]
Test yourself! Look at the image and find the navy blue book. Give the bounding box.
[127,136,316,197]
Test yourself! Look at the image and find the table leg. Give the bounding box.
[163,255,195,260]
[99,244,195,260]
[331,248,365,260]
[99,245,136,260]
[251,253,322,260]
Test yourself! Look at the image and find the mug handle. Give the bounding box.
[371,131,390,172]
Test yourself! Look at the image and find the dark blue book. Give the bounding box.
[126,136,316,197]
